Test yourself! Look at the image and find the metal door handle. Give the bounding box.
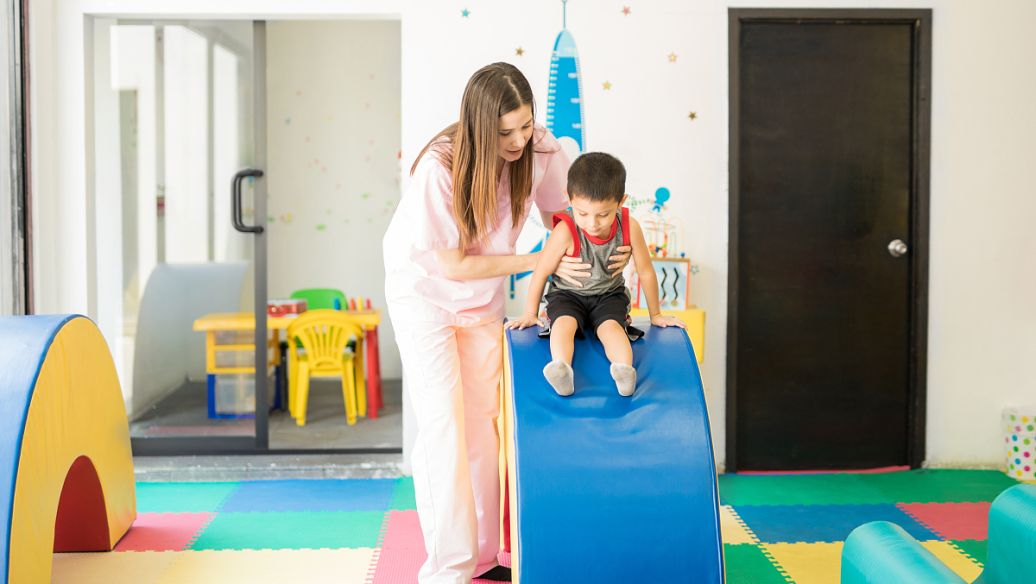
[232,169,264,234]
[888,239,908,258]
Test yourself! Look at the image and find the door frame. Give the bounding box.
[0,0,31,315]
[726,8,932,471]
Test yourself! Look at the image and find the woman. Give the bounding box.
[383,62,630,583]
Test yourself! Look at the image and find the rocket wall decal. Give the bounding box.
[511,0,587,300]
[546,0,586,156]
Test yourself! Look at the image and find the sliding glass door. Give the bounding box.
[91,19,269,453]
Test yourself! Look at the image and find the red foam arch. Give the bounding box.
[53,455,111,552]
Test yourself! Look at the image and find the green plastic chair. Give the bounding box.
[286,288,356,367]
[290,288,346,311]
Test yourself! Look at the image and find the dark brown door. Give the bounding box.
[728,11,931,470]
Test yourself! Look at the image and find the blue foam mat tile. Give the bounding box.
[734,503,940,543]
[218,478,396,512]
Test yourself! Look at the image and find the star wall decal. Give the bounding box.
[668,52,678,63]
[461,8,470,17]
[516,47,525,56]
[622,6,631,16]
[688,111,698,120]
[602,81,613,90]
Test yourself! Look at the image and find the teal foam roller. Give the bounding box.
[975,484,1036,584]
[841,521,965,584]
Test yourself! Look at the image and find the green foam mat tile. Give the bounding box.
[720,473,886,506]
[951,539,988,566]
[723,544,789,584]
[135,482,240,513]
[864,470,1018,503]
[719,470,1018,506]
[190,511,385,550]
[390,477,416,510]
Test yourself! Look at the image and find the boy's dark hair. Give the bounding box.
[567,152,626,203]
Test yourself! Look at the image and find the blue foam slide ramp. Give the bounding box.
[506,325,724,583]
[0,315,76,579]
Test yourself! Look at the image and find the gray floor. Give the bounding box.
[134,452,404,481]
[130,380,255,437]
[270,378,403,449]
[130,377,403,450]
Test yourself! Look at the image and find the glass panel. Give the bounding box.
[263,20,401,450]
[162,25,209,263]
[94,20,267,445]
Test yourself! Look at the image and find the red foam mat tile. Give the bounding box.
[898,502,991,541]
[114,513,214,552]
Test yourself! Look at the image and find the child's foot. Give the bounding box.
[543,360,574,396]
[610,363,637,396]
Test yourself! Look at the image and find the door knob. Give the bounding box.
[888,239,908,258]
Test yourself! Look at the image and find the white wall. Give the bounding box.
[265,20,402,379]
[30,0,1036,469]
[921,1,1036,466]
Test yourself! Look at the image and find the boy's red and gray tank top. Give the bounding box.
[549,207,631,296]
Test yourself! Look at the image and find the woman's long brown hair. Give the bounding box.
[412,62,537,248]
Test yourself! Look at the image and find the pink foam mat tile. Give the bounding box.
[369,510,508,584]
[114,512,215,552]
[370,510,424,583]
[897,502,990,540]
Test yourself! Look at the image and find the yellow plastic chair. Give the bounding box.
[286,310,367,426]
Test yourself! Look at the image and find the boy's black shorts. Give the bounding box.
[544,285,630,335]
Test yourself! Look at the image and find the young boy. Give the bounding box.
[506,152,684,397]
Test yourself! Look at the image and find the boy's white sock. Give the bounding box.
[610,363,637,397]
[543,360,575,396]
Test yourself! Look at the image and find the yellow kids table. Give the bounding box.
[630,306,705,363]
[192,310,383,417]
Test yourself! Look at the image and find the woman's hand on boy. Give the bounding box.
[554,256,592,287]
[550,246,632,285]
[650,314,685,329]
[607,245,633,274]
[506,314,544,330]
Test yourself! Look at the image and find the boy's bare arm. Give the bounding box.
[629,218,685,329]
[506,224,573,330]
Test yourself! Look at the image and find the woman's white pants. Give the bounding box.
[394,316,503,583]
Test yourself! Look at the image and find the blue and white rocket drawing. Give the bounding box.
[510,0,587,301]
[546,0,586,157]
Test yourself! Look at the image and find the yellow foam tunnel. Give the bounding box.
[0,315,136,583]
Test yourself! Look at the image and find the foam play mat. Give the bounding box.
[51,470,1018,583]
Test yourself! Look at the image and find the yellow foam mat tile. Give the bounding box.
[762,542,843,584]
[53,549,376,584]
[53,551,178,584]
[162,549,376,584]
[720,505,758,544]
[921,541,983,583]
